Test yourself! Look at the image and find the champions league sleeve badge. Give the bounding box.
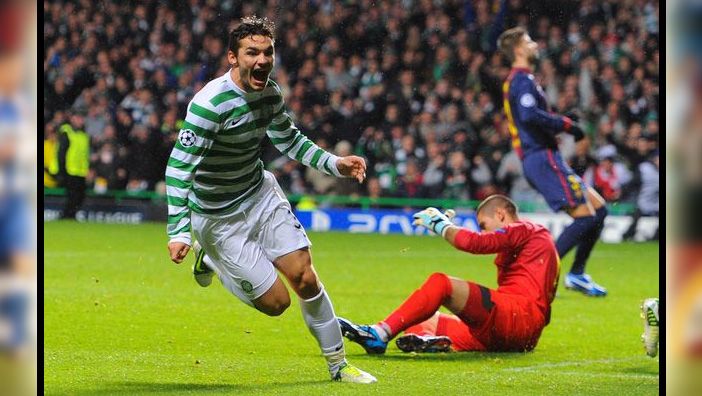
[178,129,197,147]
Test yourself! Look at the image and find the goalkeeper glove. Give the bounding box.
[412,207,455,237]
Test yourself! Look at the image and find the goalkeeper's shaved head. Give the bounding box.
[476,195,519,218]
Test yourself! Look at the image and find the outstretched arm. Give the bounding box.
[444,225,524,254]
[165,99,217,262]
[412,207,525,254]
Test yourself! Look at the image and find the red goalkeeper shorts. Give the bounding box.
[435,282,546,352]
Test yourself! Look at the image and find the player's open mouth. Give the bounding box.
[251,69,269,84]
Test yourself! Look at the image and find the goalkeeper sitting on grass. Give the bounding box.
[339,195,560,353]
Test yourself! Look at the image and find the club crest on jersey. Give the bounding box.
[178,129,197,147]
[520,93,536,108]
[241,280,254,295]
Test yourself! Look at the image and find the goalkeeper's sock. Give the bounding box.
[570,206,607,274]
[371,324,390,343]
[298,286,347,375]
[379,273,452,338]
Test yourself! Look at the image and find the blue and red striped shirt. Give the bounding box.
[502,67,572,159]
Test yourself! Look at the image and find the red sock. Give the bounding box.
[378,273,453,338]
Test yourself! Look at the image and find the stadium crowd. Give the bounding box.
[43,0,659,216]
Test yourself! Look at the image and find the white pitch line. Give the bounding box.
[502,356,646,372]
[548,371,659,380]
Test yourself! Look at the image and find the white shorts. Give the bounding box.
[191,171,311,305]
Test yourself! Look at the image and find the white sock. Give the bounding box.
[202,254,214,268]
[372,324,390,343]
[299,286,347,376]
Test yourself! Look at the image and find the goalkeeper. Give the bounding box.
[339,195,560,353]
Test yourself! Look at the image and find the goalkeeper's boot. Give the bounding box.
[332,362,377,384]
[192,241,215,287]
[395,334,452,353]
[641,298,659,357]
[338,317,387,354]
[564,273,607,297]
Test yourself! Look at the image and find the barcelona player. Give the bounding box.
[497,27,608,296]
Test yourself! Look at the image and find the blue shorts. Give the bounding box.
[522,149,587,212]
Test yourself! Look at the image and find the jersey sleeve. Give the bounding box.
[512,77,567,133]
[266,84,343,177]
[165,98,218,245]
[452,222,531,254]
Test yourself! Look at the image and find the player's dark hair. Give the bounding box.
[228,15,276,53]
[476,195,519,217]
[497,26,527,63]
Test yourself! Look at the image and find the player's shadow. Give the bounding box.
[83,380,329,394]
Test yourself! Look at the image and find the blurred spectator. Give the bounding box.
[444,151,470,200]
[623,149,659,241]
[56,113,90,219]
[89,142,127,193]
[569,140,597,177]
[422,142,446,199]
[366,177,384,208]
[471,152,501,201]
[394,134,425,177]
[396,158,424,198]
[584,145,633,202]
[43,123,58,188]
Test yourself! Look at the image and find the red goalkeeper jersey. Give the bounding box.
[453,220,560,324]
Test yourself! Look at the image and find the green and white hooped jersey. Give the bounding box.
[166,71,342,244]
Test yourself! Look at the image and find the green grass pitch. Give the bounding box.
[44,221,659,395]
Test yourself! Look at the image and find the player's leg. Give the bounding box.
[622,208,642,241]
[203,241,292,316]
[61,176,79,219]
[523,151,599,260]
[641,297,660,357]
[258,189,375,383]
[339,273,469,353]
[568,187,607,273]
[559,186,605,252]
[403,312,440,337]
[560,187,608,296]
[526,151,608,296]
[432,313,487,351]
[190,210,290,314]
[191,240,215,287]
[397,312,489,352]
[274,248,346,361]
[395,312,453,353]
[380,273,469,336]
[273,249,376,383]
